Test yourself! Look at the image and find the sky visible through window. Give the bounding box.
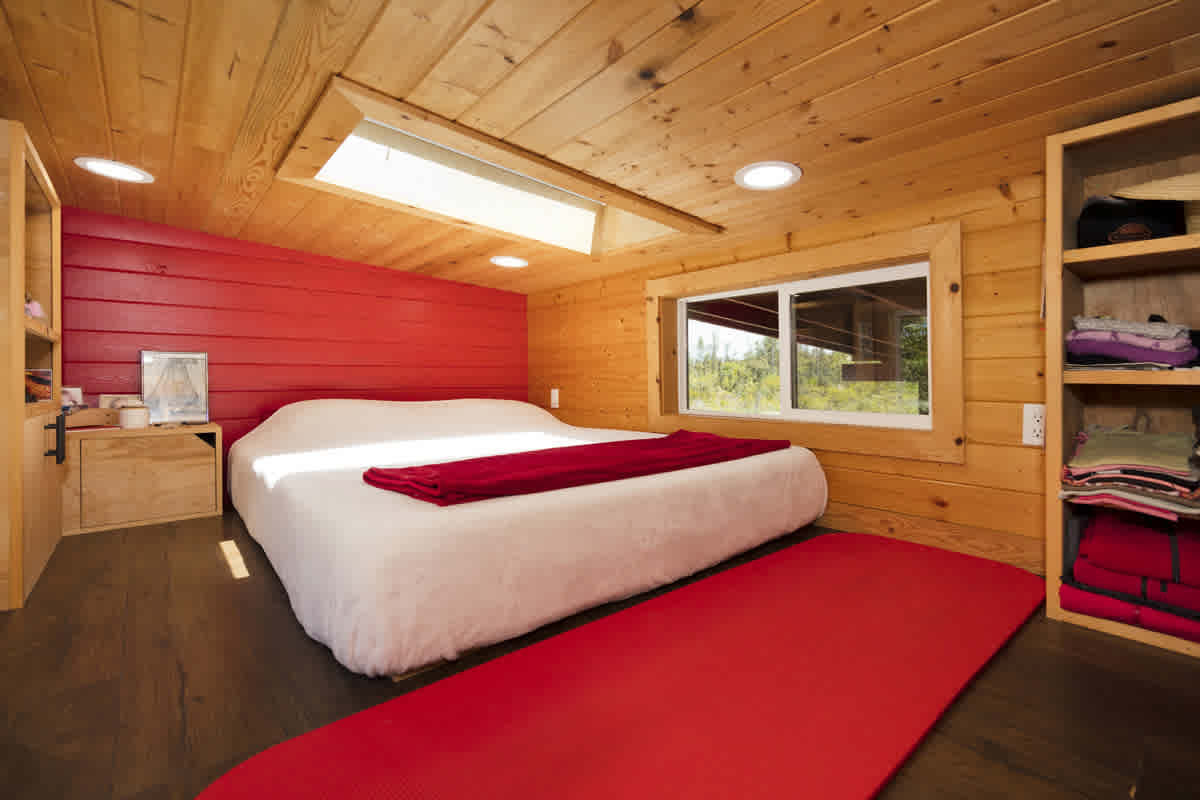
[316,122,599,253]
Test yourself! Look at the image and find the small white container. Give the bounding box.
[118,406,151,429]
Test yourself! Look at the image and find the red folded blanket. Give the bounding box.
[1060,584,1200,644]
[1079,512,1200,589]
[363,430,792,506]
[1072,557,1200,616]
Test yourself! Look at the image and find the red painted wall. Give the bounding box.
[61,208,528,458]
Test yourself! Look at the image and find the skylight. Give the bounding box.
[316,121,599,254]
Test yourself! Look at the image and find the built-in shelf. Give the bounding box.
[1064,369,1200,386]
[23,318,57,342]
[1063,232,1200,279]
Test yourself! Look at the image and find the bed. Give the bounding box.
[228,399,828,676]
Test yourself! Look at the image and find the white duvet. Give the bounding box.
[229,399,827,676]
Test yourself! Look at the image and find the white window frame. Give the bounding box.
[677,261,932,430]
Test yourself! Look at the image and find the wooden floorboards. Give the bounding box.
[2,512,1199,799]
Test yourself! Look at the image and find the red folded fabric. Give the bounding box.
[363,430,792,506]
[1061,584,1200,644]
[1059,583,1140,626]
[1079,512,1200,588]
[1072,557,1200,615]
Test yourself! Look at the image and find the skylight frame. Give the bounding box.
[274,77,721,262]
[315,120,604,254]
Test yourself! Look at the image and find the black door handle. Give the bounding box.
[44,412,65,464]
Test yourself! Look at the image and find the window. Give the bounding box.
[316,120,600,253]
[679,263,932,430]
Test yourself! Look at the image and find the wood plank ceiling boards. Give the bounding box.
[0,0,1197,292]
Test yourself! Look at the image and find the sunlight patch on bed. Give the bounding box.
[251,431,592,488]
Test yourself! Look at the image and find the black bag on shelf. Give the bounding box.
[1077,195,1187,248]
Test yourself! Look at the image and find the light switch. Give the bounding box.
[550,388,560,409]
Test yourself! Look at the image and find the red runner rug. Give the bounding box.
[200,533,1044,799]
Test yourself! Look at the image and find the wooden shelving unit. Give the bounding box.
[1062,232,1200,277]
[1045,96,1200,658]
[2,119,64,610]
[23,318,58,342]
[1064,369,1200,386]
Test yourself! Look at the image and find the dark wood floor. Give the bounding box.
[3,513,1199,799]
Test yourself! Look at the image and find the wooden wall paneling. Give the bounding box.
[58,224,527,309]
[64,332,525,373]
[965,358,1046,403]
[1,0,117,212]
[963,267,1043,318]
[0,6,72,205]
[455,0,690,139]
[62,208,529,460]
[342,0,495,99]
[963,222,1044,275]
[202,0,388,237]
[405,0,591,120]
[964,313,1045,360]
[506,0,812,154]
[610,0,1180,195]
[811,444,1043,495]
[821,466,1043,539]
[93,0,188,223]
[818,501,1045,574]
[511,174,1044,295]
[966,401,1030,447]
[164,0,289,228]
[530,182,1052,567]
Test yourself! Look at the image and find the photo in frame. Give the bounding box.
[140,351,209,424]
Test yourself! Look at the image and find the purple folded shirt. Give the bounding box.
[1066,337,1198,366]
[1067,329,1193,352]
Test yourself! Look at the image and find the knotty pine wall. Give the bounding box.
[61,208,527,461]
[529,178,1047,574]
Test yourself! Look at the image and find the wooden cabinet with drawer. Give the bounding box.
[62,424,223,535]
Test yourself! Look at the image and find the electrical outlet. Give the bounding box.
[1022,403,1045,446]
[550,388,560,409]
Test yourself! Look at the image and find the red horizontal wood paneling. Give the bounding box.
[61,208,528,465]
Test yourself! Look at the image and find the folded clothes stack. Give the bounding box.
[1059,427,1200,521]
[1066,315,1199,368]
[1060,511,1200,644]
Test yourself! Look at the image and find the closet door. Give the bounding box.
[21,412,62,602]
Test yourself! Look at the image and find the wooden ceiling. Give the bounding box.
[1,0,1199,293]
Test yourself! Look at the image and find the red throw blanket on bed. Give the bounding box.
[363,430,791,506]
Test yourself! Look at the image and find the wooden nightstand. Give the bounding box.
[62,423,223,535]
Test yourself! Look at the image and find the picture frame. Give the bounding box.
[140,351,209,424]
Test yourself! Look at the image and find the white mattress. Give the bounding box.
[228,399,827,676]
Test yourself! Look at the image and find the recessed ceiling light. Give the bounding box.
[734,161,802,191]
[490,255,529,268]
[73,156,155,183]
